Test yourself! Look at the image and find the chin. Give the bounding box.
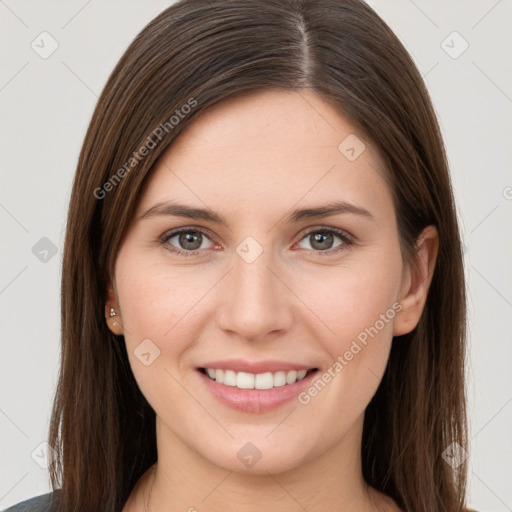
[197,435,313,476]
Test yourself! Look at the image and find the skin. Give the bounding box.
[106,89,438,512]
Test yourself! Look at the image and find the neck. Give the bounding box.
[140,414,389,512]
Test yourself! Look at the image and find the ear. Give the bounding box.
[393,225,439,336]
[105,279,124,336]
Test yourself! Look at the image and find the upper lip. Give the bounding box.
[198,359,316,374]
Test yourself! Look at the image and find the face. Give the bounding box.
[108,89,431,475]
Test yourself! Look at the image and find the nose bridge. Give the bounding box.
[234,246,277,301]
[217,240,292,340]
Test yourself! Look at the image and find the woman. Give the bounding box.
[4,0,473,511]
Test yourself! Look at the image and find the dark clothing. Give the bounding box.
[2,491,59,512]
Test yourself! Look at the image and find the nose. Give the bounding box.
[216,247,294,342]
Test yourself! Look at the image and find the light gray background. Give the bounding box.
[1,1,511,510]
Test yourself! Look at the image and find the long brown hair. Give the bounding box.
[48,1,468,510]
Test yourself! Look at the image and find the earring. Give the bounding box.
[106,305,122,334]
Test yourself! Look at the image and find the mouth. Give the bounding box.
[196,363,319,413]
[198,367,318,390]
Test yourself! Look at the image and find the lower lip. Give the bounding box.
[197,369,318,413]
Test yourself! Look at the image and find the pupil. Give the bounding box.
[311,232,333,250]
[179,232,201,250]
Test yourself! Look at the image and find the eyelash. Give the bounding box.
[159,226,354,257]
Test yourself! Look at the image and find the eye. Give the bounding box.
[295,227,352,255]
[160,228,217,256]
[160,226,353,257]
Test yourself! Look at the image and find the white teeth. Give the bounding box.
[223,369,237,386]
[285,370,297,384]
[236,371,254,389]
[203,367,312,389]
[255,372,274,390]
[273,371,287,387]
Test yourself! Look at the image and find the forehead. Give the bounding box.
[136,89,393,224]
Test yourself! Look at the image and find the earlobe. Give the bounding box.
[105,280,124,335]
[105,305,124,335]
[393,225,439,336]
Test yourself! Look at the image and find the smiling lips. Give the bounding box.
[197,359,319,413]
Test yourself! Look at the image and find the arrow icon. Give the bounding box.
[236,236,263,263]
[31,31,59,59]
[338,134,365,161]
[134,339,161,366]
[236,441,262,468]
[31,441,57,469]
[32,237,58,263]
[440,31,468,59]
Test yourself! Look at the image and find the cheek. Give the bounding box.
[114,262,202,412]
[114,255,224,383]
[320,283,396,400]
[115,238,205,333]
[295,247,401,410]
[299,246,402,349]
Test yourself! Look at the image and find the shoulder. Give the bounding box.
[2,490,60,512]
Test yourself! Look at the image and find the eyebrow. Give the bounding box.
[138,200,375,225]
